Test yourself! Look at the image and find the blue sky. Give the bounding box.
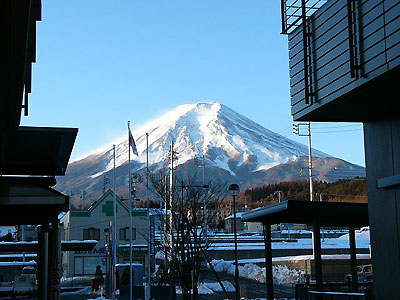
[22,0,365,166]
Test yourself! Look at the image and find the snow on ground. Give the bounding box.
[61,276,93,287]
[337,227,370,241]
[176,281,235,295]
[210,260,305,286]
[208,232,370,251]
[202,281,235,293]
[0,260,36,266]
[62,286,101,296]
[273,254,371,262]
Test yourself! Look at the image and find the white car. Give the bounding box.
[12,274,35,298]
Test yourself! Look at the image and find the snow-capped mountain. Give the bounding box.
[55,102,365,202]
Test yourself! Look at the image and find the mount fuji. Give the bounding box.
[55,102,365,203]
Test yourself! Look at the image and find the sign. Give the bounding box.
[75,247,106,255]
[118,245,148,255]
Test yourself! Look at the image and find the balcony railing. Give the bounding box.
[281,0,327,34]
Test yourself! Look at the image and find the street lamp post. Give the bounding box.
[228,183,240,300]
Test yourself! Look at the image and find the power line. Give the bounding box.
[276,125,293,134]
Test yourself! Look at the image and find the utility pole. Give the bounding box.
[164,175,168,268]
[294,121,319,268]
[293,122,314,201]
[112,144,117,300]
[307,122,314,202]
[169,141,175,263]
[146,133,151,300]
[194,155,209,242]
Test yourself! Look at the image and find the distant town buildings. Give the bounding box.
[224,213,263,233]
[60,189,151,277]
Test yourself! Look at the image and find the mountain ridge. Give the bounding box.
[55,102,365,203]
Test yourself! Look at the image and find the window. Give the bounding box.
[74,257,84,275]
[74,256,105,275]
[120,227,136,241]
[83,228,100,241]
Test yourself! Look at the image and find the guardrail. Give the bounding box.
[295,282,373,300]
[308,290,364,299]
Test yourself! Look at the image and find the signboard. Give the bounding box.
[118,246,148,255]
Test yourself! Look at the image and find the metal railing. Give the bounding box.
[281,0,327,34]
[308,290,365,299]
[295,282,374,300]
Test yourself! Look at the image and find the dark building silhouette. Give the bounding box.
[281,0,400,298]
[1,1,78,299]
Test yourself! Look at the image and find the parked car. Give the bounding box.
[12,275,34,298]
[12,267,37,298]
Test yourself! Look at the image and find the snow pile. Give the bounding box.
[177,281,235,295]
[210,259,305,286]
[240,263,266,282]
[62,286,101,296]
[202,281,235,292]
[338,227,370,241]
[60,276,92,287]
[273,265,304,285]
[211,259,236,274]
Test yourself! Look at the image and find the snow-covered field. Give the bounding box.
[209,228,370,251]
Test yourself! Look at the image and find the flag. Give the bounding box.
[129,129,139,156]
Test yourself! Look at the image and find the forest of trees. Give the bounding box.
[238,178,367,208]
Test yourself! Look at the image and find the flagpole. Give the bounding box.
[113,144,117,300]
[128,122,133,300]
[146,132,151,300]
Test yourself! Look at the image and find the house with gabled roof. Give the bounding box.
[60,189,149,277]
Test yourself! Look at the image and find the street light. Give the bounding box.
[228,183,240,300]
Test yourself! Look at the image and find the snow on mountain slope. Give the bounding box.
[76,102,328,179]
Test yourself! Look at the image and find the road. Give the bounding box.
[199,270,295,300]
[0,271,295,300]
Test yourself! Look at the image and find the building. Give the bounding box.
[60,189,151,277]
[281,0,400,298]
[224,213,264,233]
[1,1,78,298]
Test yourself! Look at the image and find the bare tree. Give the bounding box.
[149,169,228,300]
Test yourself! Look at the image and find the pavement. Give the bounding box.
[199,270,295,300]
[0,270,295,300]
